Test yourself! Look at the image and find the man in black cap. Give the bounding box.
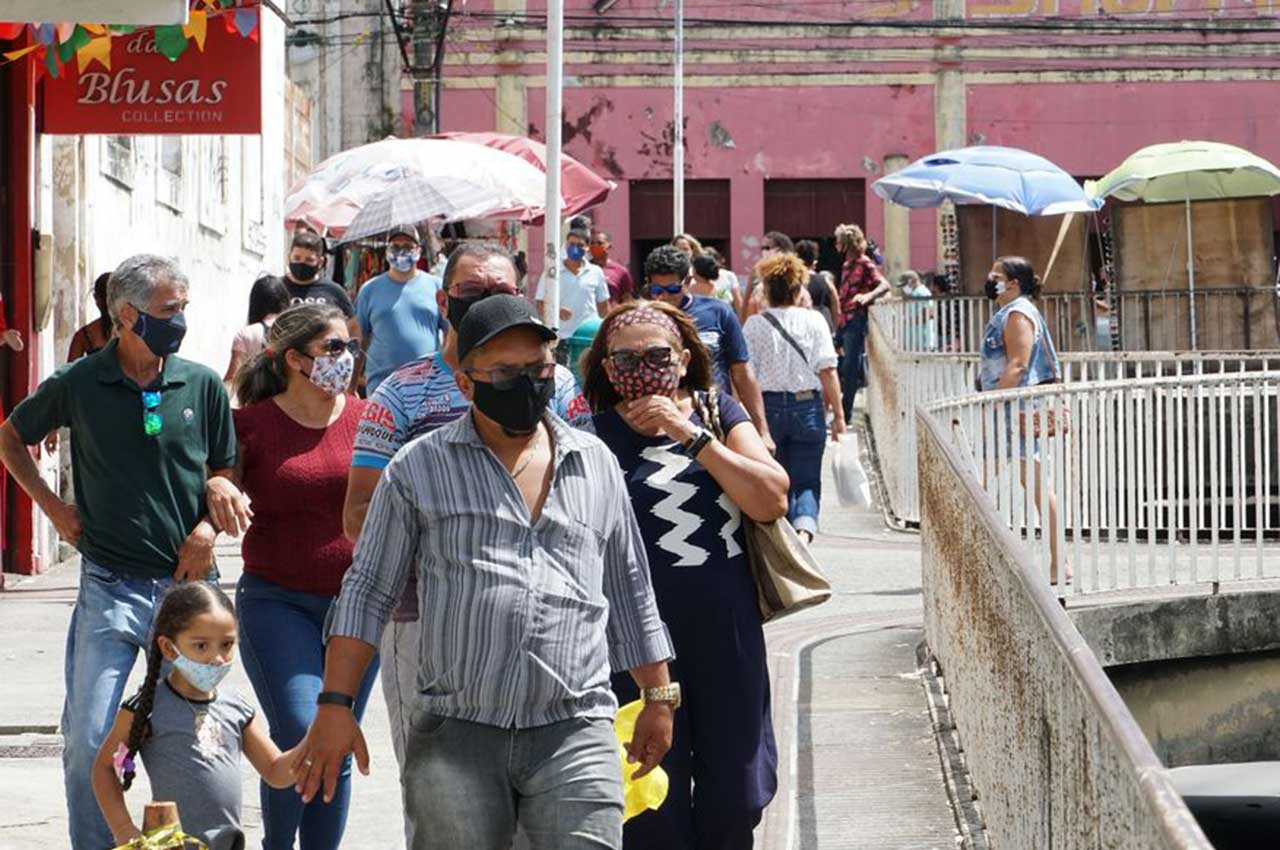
[354,223,444,394]
[296,295,677,850]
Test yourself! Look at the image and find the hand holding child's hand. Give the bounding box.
[292,705,370,804]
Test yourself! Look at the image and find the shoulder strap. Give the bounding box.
[761,311,810,365]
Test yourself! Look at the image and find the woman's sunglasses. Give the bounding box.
[314,338,361,357]
[648,283,684,297]
[608,347,674,370]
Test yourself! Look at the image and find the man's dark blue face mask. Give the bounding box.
[132,310,187,356]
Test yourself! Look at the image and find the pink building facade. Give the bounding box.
[427,0,1280,282]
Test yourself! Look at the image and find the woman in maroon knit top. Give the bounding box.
[207,303,378,850]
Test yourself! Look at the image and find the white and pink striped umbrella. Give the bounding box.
[284,138,549,241]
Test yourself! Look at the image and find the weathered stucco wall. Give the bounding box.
[918,408,1212,849]
[441,0,1280,283]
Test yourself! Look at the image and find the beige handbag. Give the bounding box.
[694,389,833,622]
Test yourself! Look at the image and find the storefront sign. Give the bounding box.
[41,15,259,135]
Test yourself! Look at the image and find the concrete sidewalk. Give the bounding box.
[0,443,968,849]
[756,448,964,850]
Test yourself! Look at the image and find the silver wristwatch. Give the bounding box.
[642,683,682,709]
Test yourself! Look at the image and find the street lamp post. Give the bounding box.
[672,0,684,236]
[543,0,564,332]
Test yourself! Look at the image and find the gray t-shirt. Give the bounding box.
[126,680,256,850]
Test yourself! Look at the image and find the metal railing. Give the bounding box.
[867,302,1280,525]
[925,372,1280,598]
[916,409,1214,850]
[875,288,1280,355]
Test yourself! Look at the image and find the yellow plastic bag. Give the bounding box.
[615,699,670,822]
[109,824,207,850]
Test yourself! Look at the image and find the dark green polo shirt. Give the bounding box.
[9,340,236,579]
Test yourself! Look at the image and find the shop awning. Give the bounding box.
[2,0,187,26]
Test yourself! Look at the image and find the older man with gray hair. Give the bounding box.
[0,254,237,850]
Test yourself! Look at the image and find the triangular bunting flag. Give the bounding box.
[183,10,207,51]
[2,44,41,62]
[76,35,112,73]
[153,24,188,61]
[56,36,78,64]
[233,8,258,37]
[66,25,92,52]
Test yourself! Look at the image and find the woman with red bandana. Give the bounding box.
[582,301,790,850]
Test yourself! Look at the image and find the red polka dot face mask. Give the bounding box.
[604,307,685,401]
[607,348,681,401]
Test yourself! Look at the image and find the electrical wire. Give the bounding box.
[454,8,1280,34]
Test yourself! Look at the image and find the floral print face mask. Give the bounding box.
[306,351,354,397]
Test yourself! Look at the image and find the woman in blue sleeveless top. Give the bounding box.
[979,256,1070,584]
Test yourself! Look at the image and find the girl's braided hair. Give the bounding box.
[121,582,235,791]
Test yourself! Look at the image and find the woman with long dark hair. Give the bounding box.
[223,275,291,387]
[583,300,789,849]
[205,303,379,850]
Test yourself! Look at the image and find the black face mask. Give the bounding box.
[984,276,1006,301]
[446,294,484,330]
[289,261,320,282]
[471,373,555,436]
[132,310,188,357]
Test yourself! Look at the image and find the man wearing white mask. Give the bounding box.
[355,224,444,394]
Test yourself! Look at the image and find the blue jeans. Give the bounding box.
[402,712,622,850]
[838,314,868,418]
[63,558,176,850]
[236,574,379,850]
[763,391,827,536]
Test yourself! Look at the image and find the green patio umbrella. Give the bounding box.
[1088,141,1280,350]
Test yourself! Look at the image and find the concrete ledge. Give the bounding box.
[1070,584,1280,667]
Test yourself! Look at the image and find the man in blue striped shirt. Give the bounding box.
[293,296,678,850]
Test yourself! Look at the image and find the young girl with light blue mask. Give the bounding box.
[92,583,299,850]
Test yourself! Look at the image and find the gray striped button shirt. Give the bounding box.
[327,410,675,729]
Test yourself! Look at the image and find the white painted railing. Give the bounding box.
[867,302,1280,525]
[925,373,1280,598]
[875,288,1280,355]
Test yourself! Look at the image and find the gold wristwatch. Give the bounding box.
[642,683,682,709]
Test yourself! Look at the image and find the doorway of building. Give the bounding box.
[764,178,866,278]
[629,179,731,284]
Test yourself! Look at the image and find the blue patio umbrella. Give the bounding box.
[873,146,1100,216]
